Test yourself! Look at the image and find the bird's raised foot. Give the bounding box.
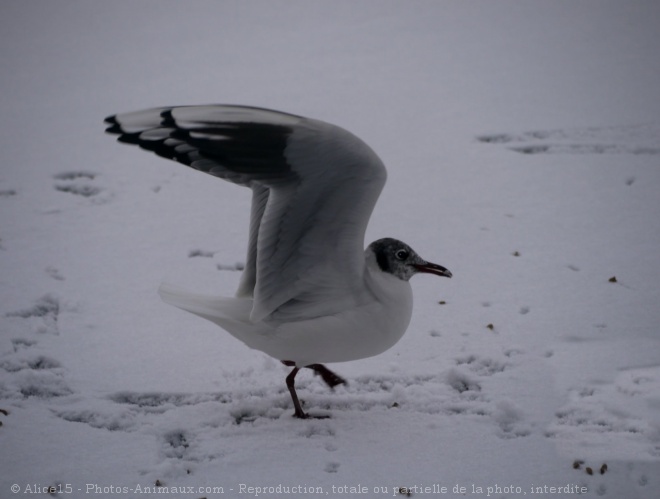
[307,363,347,389]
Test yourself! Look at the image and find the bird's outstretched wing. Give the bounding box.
[105,105,387,322]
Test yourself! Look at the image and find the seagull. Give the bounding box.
[105,105,452,418]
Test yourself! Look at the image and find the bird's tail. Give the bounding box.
[158,282,252,325]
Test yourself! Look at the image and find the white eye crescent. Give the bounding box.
[395,249,408,260]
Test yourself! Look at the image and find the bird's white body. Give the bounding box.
[159,248,413,366]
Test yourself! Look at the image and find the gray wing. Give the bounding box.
[105,105,387,322]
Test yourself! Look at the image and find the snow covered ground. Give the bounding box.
[1,1,659,498]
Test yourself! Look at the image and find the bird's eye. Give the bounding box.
[395,249,408,260]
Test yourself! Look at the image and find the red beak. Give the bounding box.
[413,262,452,278]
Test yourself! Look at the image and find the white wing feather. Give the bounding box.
[105,105,386,322]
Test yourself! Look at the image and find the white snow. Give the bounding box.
[1,1,659,498]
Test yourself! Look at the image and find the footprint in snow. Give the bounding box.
[0,356,72,400]
[1,295,74,400]
[217,262,245,271]
[546,366,660,459]
[163,430,191,459]
[477,123,660,156]
[6,294,61,335]
[53,171,112,203]
[45,266,65,281]
[324,461,340,473]
[454,354,509,376]
[493,400,531,439]
[11,338,37,352]
[188,249,215,258]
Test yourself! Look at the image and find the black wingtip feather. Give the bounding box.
[116,133,142,145]
[160,109,175,126]
[105,123,123,135]
[103,106,296,182]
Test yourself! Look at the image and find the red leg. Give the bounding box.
[306,364,347,389]
[285,366,308,418]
